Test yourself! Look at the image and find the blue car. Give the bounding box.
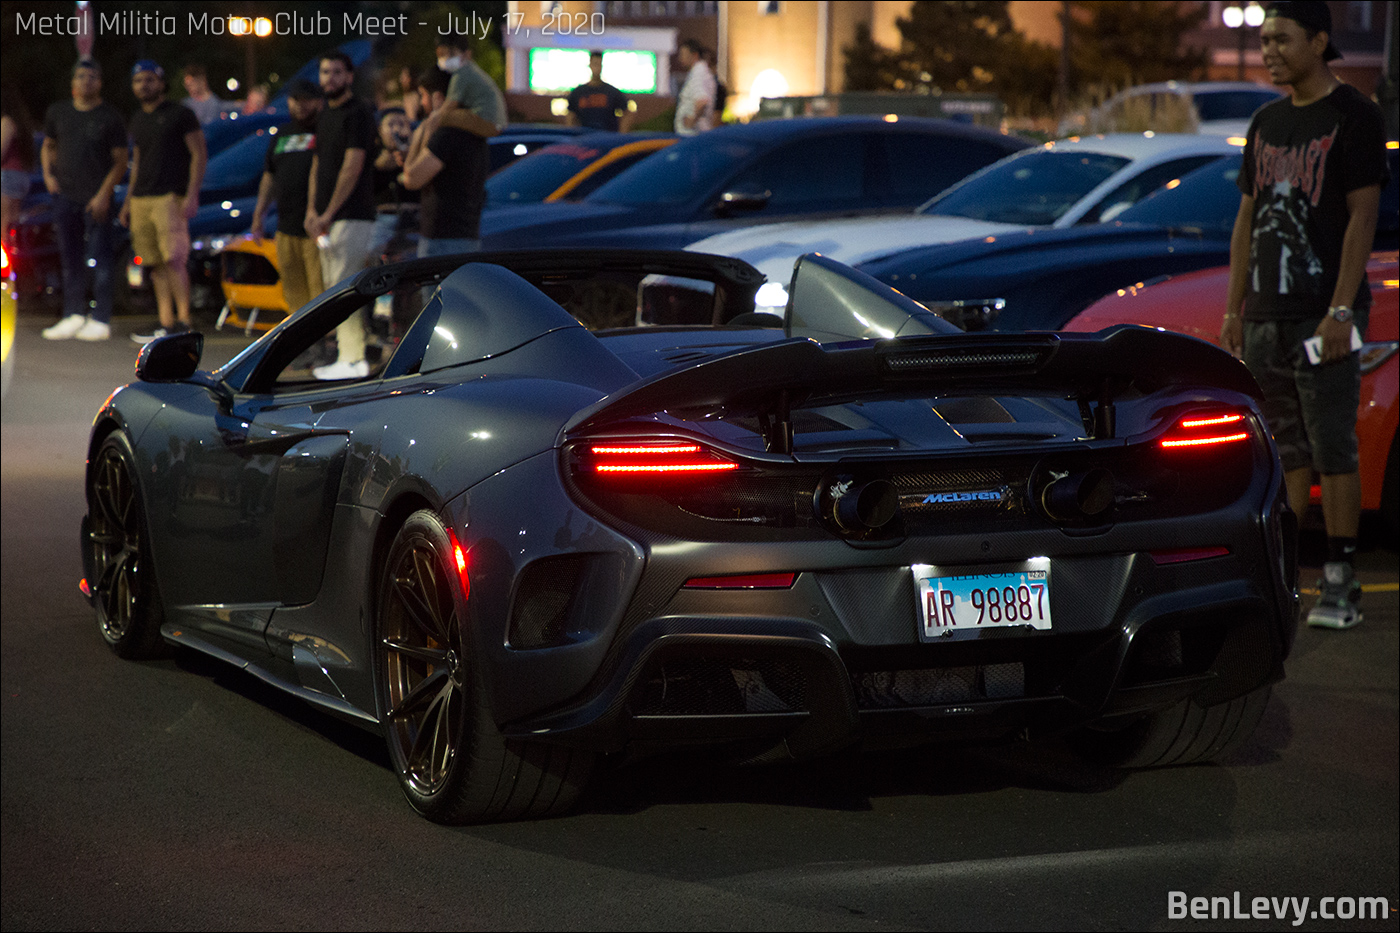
[479,116,1032,252]
[858,150,1399,332]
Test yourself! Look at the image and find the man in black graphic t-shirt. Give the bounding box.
[1221,1,1388,630]
[566,52,633,132]
[250,79,324,311]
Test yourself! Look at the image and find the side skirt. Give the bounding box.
[161,623,380,727]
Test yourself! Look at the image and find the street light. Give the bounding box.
[1223,2,1266,81]
[228,16,273,106]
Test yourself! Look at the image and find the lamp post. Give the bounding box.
[229,16,273,106]
[1223,2,1266,81]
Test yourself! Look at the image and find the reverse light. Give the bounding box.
[1160,411,1250,450]
[1150,546,1231,565]
[683,573,796,589]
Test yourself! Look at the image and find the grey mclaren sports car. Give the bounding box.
[82,250,1298,823]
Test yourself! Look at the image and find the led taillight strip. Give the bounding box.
[595,462,739,474]
[1180,413,1244,429]
[591,444,702,455]
[1160,432,1250,449]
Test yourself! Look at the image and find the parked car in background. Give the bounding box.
[689,133,1240,293]
[1059,81,1283,137]
[1065,252,1399,537]
[480,116,1032,252]
[484,132,675,209]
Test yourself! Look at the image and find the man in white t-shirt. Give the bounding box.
[674,38,716,136]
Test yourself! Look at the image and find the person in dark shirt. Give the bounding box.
[249,79,324,312]
[367,107,419,261]
[400,67,489,257]
[566,51,633,132]
[306,50,376,379]
[1220,1,1388,629]
[121,60,206,344]
[40,59,128,342]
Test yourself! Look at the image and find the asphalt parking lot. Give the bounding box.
[2,310,1396,931]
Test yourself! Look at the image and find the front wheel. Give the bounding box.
[375,511,593,823]
[1069,685,1272,769]
[86,432,167,659]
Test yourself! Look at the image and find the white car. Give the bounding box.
[688,133,1242,305]
[1059,81,1283,138]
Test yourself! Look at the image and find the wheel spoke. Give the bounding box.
[407,679,456,783]
[382,638,447,666]
[393,565,447,645]
[412,548,451,640]
[388,667,450,720]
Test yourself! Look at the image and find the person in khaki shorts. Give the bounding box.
[120,60,205,344]
[249,79,324,312]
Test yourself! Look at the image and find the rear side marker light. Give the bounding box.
[1150,546,1231,565]
[683,573,797,589]
[1160,411,1250,450]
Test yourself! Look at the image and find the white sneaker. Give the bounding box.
[43,315,88,340]
[312,359,370,380]
[74,319,111,341]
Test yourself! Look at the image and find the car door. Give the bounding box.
[139,381,352,652]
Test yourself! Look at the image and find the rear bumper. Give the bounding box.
[503,563,1287,756]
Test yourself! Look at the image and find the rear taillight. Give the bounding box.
[1159,411,1250,450]
[582,440,739,478]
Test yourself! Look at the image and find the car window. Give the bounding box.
[1114,155,1244,234]
[558,147,667,201]
[587,138,758,207]
[485,142,604,206]
[922,150,1131,225]
[868,133,1015,207]
[1192,89,1281,122]
[725,133,864,213]
[1079,155,1225,224]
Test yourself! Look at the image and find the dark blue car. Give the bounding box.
[862,149,1400,332]
[480,116,1031,251]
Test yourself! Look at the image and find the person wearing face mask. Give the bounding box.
[431,39,506,142]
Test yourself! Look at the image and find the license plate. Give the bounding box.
[913,559,1051,638]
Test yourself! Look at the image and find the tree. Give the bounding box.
[1068,1,1209,92]
[842,23,899,92]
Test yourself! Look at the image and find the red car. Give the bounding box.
[1066,252,1399,535]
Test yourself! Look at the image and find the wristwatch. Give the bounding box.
[1327,305,1354,323]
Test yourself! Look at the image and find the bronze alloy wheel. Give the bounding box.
[380,522,466,797]
[376,511,594,823]
[88,435,164,658]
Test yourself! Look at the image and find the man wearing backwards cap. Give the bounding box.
[1220,1,1389,630]
[122,59,207,344]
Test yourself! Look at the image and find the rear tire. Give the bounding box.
[87,432,167,659]
[1069,685,1271,768]
[375,510,593,823]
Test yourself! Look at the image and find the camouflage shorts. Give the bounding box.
[1242,315,1365,475]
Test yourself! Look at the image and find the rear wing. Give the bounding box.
[566,251,1261,450]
